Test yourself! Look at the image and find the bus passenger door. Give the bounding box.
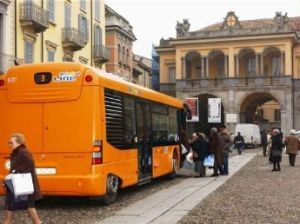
[136,101,153,182]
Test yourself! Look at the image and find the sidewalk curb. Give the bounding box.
[97,153,257,224]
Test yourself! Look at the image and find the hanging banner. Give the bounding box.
[185,98,199,122]
[208,98,221,123]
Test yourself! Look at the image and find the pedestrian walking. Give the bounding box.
[179,128,190,167]
[261,130,268,156]
[218,125,233,175]
[192,133,208,177]
[284,129,300,166]
[270,129,283,171]
[208,127,223,176]
[233,132,245,155]
[3,133,42,224]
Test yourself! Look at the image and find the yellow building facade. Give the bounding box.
[156,12,300,135]
[3,0,108,71]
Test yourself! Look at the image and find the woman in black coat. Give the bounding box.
[270,129,283,171]
[4,133,42,224]
[192,133,208,177]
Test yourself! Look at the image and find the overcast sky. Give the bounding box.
[106,0,300,59]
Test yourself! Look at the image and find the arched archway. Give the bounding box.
[185,51,201,79]
[187,94,225,136]
[208,50,226,79]
[263,47,284,76]
[240,92,281,131]
[238,48,256,77]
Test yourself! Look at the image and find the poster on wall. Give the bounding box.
[185,98,199,122]
[208,98,221,123]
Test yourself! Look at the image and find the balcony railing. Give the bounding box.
[0,53,24,74]
[93,45,110,63]
[19,2,48,33]
[176,76,293,89]
[62,28,85,51]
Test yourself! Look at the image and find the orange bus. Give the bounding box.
[0,63,187,204]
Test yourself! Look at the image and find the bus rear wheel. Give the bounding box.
[102,174,119,205]
[167,152,179,180]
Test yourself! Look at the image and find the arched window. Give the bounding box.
[126,49,130,66]
[122,46,125,65]
[118,44,121,64]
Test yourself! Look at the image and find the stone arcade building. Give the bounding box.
[156,12,300,135]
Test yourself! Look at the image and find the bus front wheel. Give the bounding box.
[102,174,119,205]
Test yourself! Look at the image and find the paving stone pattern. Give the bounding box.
[178,153,300,224]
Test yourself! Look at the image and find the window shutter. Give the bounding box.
[85,18,89,42]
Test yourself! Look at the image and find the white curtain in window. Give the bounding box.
[272,57,281,76]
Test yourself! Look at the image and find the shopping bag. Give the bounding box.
[181,144,188,154]
[4,179,29,211]
[10,173,34,196]
[186,151,194,163]
[203,154,215,167]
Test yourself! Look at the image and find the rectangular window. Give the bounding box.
[95,0,100,21]
[79,16,88,42]
[64,3,71,28]
[168,67,175,83]
[47,50,55,62]
[274,109,281,121]
[24,41,33,63]
[124,97,136,145]
[94,26,102,45]
[47,0,55,22]
[80,0,86,11]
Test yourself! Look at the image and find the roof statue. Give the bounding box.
[176,19,190,38]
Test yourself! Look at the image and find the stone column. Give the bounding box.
[181,57,186,79]
[235,55,239,77]
[201,57,205,78]
[255,54,259,76]
[280,51,284,75]
[206,57,209,78]
[224,55,228,76]
[261,54,264,76]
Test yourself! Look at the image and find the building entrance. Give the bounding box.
[240,93,281,132]
[187,94,224,136]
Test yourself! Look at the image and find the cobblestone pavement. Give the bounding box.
[178,151,300,224]
[0,168,196,224]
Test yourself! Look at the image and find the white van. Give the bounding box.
[234,124,261,148]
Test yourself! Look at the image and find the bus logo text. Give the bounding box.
[53,71,81,82]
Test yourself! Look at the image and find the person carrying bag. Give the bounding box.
[3,133,42,224]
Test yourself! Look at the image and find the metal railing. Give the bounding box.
[0,53,24,74]
[176,75,293,89]
[62,28,85,50]
[93,45,110,62]
[19,2,48,31]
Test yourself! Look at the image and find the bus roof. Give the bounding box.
[5,63,183,108]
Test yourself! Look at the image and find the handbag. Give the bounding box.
[4,179,29,211]
[203,154,215,167]
[8,173,34,197]
[272,149,282,157]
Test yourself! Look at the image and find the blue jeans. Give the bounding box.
[222,154,229,174]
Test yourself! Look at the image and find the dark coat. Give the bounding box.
[10,145,42,201]
[192,138,208,161]
[270,135,283,162]
[208,133,223,166]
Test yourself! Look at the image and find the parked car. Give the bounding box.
[234,123,261,148]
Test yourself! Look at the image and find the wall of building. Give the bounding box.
[15,0,106,67]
